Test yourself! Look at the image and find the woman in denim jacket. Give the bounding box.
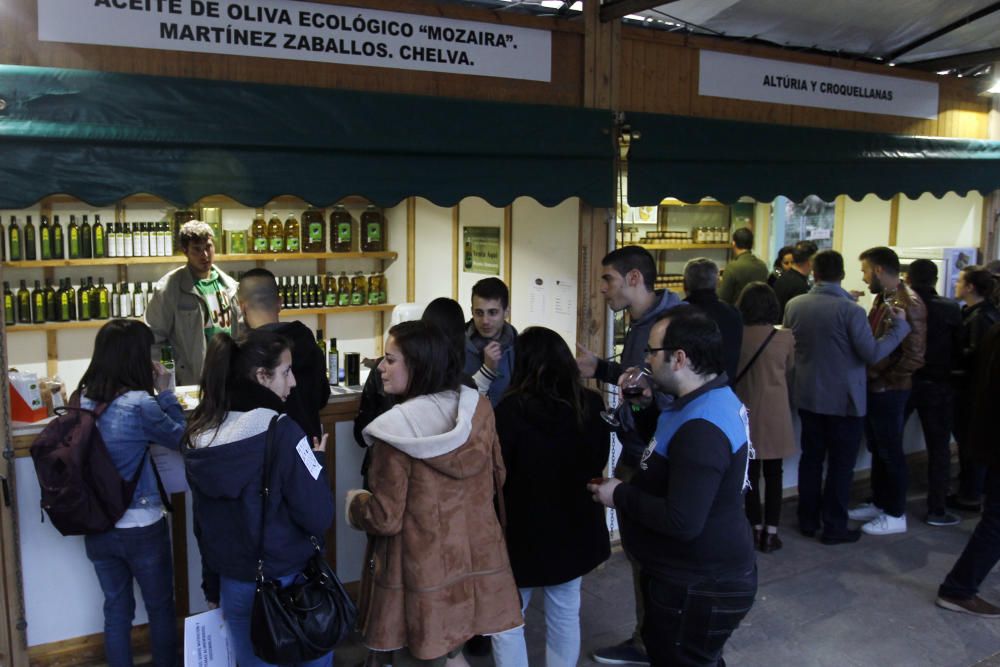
[78,319,186,667]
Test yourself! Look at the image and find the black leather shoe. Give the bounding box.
[820,529,862,545]
[760,533,783,553]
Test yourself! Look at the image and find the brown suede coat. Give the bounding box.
[348,388,523,660]
[867,282,927,392]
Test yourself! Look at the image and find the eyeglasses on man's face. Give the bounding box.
[644,346,676,357]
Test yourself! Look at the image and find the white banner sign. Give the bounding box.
[37,0,552,82]
[699,50,938,120]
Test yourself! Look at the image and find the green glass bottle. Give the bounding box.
[52,215,65,259]
[8,216,22,261]
[31,280,46,323]
[3,282,15,326]
[80,215,92,259]
[77,278,91,321]
[16,280,31,323]
[39,216,51,260]
[93,214,106,258]
[96,277,110,320]
[68,215,80,259]
[57,279,71,322]
[43,279,57,322]
[24,215,37,261]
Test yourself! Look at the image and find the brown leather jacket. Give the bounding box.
[867,283,927,392]
[348,387,523,660]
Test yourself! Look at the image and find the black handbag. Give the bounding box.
[250,416,358,663]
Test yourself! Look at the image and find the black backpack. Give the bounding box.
[30,392,164,536]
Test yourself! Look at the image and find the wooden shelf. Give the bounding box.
[638,243,730,250]
[4,305,396,332]
[1,251,397,269]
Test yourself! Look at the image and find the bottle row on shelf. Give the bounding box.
[0,204,390,263]
[244,270,388,309]
[640,227,732,244]
[3,277,148,325]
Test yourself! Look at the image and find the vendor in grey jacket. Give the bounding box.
[783,250,910,544]
[576,245,681,666]
[145,221,239,386]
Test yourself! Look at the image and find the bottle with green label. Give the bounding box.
[93,215,106,258]
[77,278,91,321]
[68,215,80,259]
[252,211,269,254]
[324,273,338,306]
[25,215,38,261]
[337,271,351,307]
[4,282,16,326]
[302,208,325,252]
[80,215,92,259]
[63,278,77,321]
[16,280,30,323]
[284,213,300,253]
[31,280,46,324]
[96,278,110,320]
[361,205,384,252]
[330,205,353,253]
[57,279,71,322]
[43,279,57,322]
[351,271,367,306]
[268,214,284,253]
[52,215,65,259]
[8,216,22,261]
[328,337,340,386]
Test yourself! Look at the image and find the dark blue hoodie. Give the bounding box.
[185,404,334,582]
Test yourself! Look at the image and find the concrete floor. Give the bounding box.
[334,491,1000,667]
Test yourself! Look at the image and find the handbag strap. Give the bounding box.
[733,328,778,386]
[255,414,281,582]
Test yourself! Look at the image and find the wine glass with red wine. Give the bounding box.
[600,366,652,427]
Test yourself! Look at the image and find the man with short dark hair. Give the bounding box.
[848,247,927,536]
[464,277,516,406]
[237,268,330,442]
[589,306,756,667]
[578,245,680,667]
[784,250,911,544]
[773,240,818,316]
[146,220,239,385]
[683,257,743,383]
[902,259,962,526]
[718,227,769,304]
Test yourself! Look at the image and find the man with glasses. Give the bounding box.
[590,305,756,667]
[146,220,239,386]
[577,245,680,666]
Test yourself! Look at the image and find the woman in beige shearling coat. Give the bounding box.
[734,282,797,554]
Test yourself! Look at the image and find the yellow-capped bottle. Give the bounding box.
[268,214,284,253]
[251,210,269,254]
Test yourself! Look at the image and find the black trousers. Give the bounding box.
[904,380,953,515]
[641,567,757,667]
[940,469,1000,600]
[797,410,864,539]
[746,458,783,527]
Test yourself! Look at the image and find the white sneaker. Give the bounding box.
[862,513,907,535]
[848,503,882,522]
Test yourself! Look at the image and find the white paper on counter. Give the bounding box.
[150,445,188,494]
[184,608,235,667]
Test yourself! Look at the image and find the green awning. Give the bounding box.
[626,112,1000,205]
[0,65,616,209]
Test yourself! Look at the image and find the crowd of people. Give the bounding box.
[69,219,1000,667]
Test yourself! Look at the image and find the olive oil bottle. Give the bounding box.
[283,213,301,253]
[330,205,353,252]
[52,215,65,259]
[68,215,80,259]
[324,273,338,306]
[252,210,269,254]
[31,280,46,323]
[361,205,384,252]
[301,208,325,252]
[93,215,106,258]
[268,214,284,253]
[43,279,57,322]
[351,271,367,306]
[96,278,110,320]
[4,282,15,326]
[337,271,351,307]
[8,216,22,261]
[16,280,31,323]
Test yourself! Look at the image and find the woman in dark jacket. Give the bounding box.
[491,326,611,667]
[951,267,1000,510]
[185,329,334,667]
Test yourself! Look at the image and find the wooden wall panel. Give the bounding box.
[619,28,991,139]
[0,0,585,106]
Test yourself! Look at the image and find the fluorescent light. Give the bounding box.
[937,69,951,75]
[570,1,582,9]
[540,0,562,7]
[888,62,896,67]
[624,14,645,20]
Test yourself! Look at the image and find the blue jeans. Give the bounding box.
[491,577,581,667]
[866,390,911,518]
[219,575,333,667]
[640,568,756,667]
[84,518,177,667]
[797,410,864,538]
[939,469,1000,600]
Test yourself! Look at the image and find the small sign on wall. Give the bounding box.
[463,226,500,275]
[699,50,939,120]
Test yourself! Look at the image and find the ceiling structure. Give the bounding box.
[455,0,1000,84]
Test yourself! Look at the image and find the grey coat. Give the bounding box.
[782,282,910,417]
[145,264,239,386]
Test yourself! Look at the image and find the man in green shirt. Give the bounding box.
[146,220,239,385]
[718,227,769,304]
